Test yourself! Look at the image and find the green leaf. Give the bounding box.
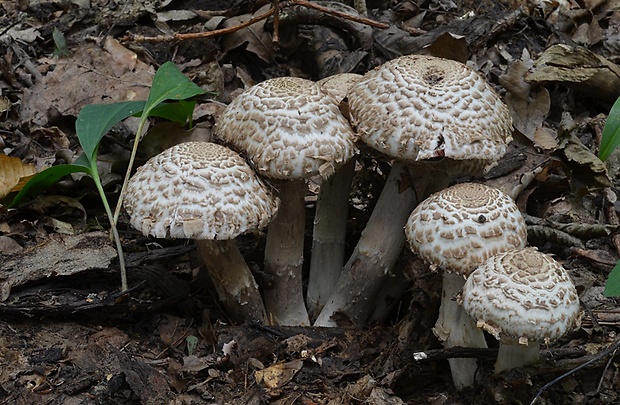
[76,101,146,162]
[144,62,206,116]
[149,100,197,126]
[52,27,70,58]
[598,96,620,161]
[9,161,92,208]
[186,335,199,356]
[604,261,620,297]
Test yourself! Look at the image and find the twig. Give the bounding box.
[272,0,280,45]
[120,0,394,43]
[529,338,620,405]
[292,0,388,29]
[121,6,277,43]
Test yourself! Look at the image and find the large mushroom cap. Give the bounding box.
[124,142,279,240]
[215,76,356,180]
[405,182,527,276]
[460,247,581,344]
[348,55,513,174]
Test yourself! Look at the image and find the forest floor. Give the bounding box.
[1,0,620,404]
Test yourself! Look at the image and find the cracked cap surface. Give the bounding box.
[215,76,356,180]
[124,142,279,240]
[459,247,580,344]
[405,182,527,277]
[348,55,513,175]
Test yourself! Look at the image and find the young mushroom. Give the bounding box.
[459,247,581,373]
[123,142,279,324]
[405,182,527,390]
[315,55,513,328]
[215,76,356,326]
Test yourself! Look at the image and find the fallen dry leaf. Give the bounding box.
[222,5,275,63]
[499,59,551,142]
[254,359,303,391]
[20,37,154,126]
[525,44,620,103]
[0,154,37,199]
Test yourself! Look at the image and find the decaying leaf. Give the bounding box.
[0,154,37,200]
[556,113,612,191]
[20,37,154,126]
[526,44,620,103]
[222,5,275,63]
[499,59,551,142]
[254,359,303,392]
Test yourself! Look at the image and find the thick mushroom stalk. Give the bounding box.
[215,77,356,326]
[307,73,361,318]
[460,247,581,373]
[406,183,528,389]
[315,55,514,329]
[124,142,278,324]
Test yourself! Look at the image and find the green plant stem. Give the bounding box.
[112,116,149,226]
[92,163,128,291]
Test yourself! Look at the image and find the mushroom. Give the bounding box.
[307,72,362,318]
[315,55,513,328]
[215,76,356,326]
[405,182,527,389]
[459,247,581,373]
[123,142,279,324]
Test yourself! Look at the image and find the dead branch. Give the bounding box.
[120,0,408,44]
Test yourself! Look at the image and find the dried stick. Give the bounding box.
[121,0,395,43]
[529,337,620,405]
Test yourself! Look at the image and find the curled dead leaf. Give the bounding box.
[0,155,37,200]
[254,359,303,392]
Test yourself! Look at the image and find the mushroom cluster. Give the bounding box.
[121,54,580,392]
[315,54,514,327]
[405,182,528,389]
[215,76,356,326]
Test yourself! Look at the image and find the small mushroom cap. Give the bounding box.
[460,247,581,344]
[317,73,362,102]
[215,76,356,180]
[405,183,527,276]
[348,55,513,175]
[124,142,279,240]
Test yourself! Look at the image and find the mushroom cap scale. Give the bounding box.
[460,247,580,344]
[405,183,527,277]
[215,76,357,180]
[124,142,279,240]
[348,55,512,174]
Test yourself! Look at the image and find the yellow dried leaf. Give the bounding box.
[0,154,37,199]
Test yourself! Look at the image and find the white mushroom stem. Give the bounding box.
[315,163,434,327]
[307,159,356,318]
[263,179,311,326]
[195,239,267,324]
[434,272,488,390]
[495,340,541,373]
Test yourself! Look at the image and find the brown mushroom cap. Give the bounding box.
[123,142,279,240]
[215,76,356,180]
[348,55,513,174]
[405,183,527,277]
[460,247,580,344]
[317,73,362,103]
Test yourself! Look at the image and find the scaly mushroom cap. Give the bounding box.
[124,142,279,240]
[215,77,356,180]
[405,183,527,276]
[348,55,513,174]
[459,247,580,344]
